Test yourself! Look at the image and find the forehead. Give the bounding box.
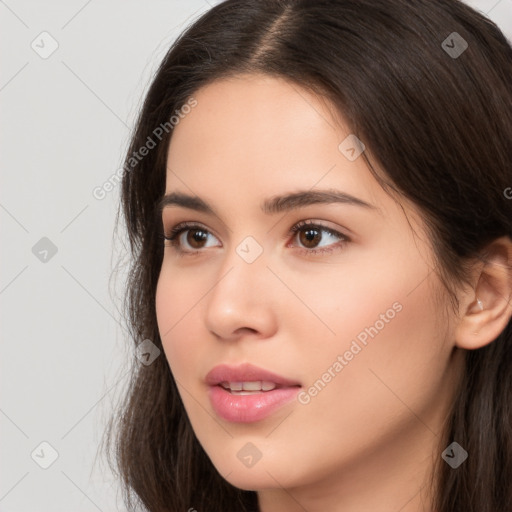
[172,75,336,153]
[163,73,422,231]
[167,74,364,185]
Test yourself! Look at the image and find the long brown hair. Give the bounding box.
[103,1,512,510]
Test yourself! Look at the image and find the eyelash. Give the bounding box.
[162,220,350,257]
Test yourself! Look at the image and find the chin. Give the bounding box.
[220,469,280,491]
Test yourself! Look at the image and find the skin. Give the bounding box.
[155,73,512,512]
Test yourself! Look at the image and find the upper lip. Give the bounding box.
[205,363,301,387]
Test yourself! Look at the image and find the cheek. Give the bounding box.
[284,243,417,358]
[155,266,204,379]
[299,269,446,438]
[293,245,445,424]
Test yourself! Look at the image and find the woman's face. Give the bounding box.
[155,73,463,506]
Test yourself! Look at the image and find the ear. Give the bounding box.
[454,236,512,350]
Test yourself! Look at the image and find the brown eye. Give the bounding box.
[186,228,209,249]
[298,226,322,249]
[289,221,349,254]
[163,222,221,254]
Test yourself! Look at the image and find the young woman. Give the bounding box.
[104,1,512,510]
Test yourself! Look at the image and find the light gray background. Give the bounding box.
[1,1,511,511]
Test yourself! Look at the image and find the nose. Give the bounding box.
[203,242,278,342]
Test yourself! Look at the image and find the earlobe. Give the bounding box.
[454,236,512,351]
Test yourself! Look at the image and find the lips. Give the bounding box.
[206,362,301,388]
[205,363,301,423]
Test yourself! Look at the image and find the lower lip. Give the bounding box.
[208,385,300,423]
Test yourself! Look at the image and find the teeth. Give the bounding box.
[261,381,277,391]
[219,380,277,392]
[243,381,263,391]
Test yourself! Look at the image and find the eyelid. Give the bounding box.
[162,219,350,255]
[163,220,222,247]
[285,220,350,254]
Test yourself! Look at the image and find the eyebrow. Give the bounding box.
[157,189,380,217]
